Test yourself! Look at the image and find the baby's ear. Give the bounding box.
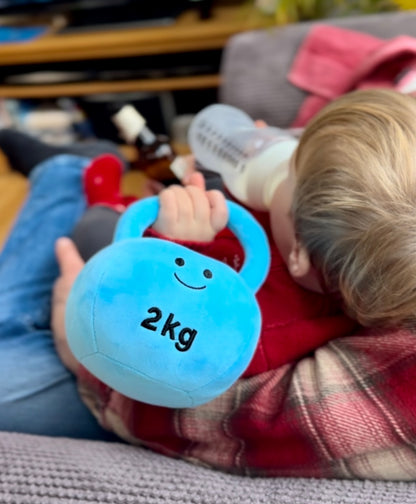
[287,239,311,279]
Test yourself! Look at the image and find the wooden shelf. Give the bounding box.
[0,74,221,98]
[0,6,269,66]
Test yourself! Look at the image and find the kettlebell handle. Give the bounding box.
[113,196,270,293]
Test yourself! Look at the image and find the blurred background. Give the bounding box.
[0,0,412,148]
[0,0,414,243]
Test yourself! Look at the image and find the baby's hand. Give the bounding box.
[152,172,228,242]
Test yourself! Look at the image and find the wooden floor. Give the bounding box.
[0,158,149,248]
[0,136,195,248]
[0,155,27,247]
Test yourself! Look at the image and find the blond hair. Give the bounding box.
[293,89,416,328]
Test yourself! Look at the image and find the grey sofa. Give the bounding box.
[2,431,416,504]
[3,10,416,504]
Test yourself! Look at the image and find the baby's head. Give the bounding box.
[273,89,416,328]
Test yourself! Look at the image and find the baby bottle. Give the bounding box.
[188,104,299,211]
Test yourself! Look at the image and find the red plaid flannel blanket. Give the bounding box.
[76,221,416,480]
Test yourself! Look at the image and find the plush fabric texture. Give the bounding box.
[66,197,270,407]
[289,26,416,126]
[1,431,416,504]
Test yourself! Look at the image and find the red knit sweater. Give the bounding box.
[179,210,357,375]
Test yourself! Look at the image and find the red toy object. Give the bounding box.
[83,154,137,211]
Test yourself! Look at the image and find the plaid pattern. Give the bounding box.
[76,219,416,480]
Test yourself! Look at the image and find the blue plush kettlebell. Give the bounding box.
[66,196,270,408]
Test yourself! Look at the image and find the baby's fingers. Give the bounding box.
[207,190,228,234]
[154,188,180,236]
[184,171,206,191]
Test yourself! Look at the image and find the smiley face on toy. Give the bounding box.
[173,256,212,290]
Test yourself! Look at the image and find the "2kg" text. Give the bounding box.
[140,306,197,352]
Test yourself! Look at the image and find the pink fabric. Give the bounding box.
[289,25,416,127]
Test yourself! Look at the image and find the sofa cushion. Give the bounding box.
[2,431,416,503]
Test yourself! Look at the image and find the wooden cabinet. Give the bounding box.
[0,5,269,98]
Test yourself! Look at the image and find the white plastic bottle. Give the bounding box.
[188,104,299,211]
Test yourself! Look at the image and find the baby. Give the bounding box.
[53,88,416,479]
[153,88,416,327]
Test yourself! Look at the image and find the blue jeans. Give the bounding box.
[0,155,115,440]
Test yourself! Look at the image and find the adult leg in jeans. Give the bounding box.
[0,155,115,440]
